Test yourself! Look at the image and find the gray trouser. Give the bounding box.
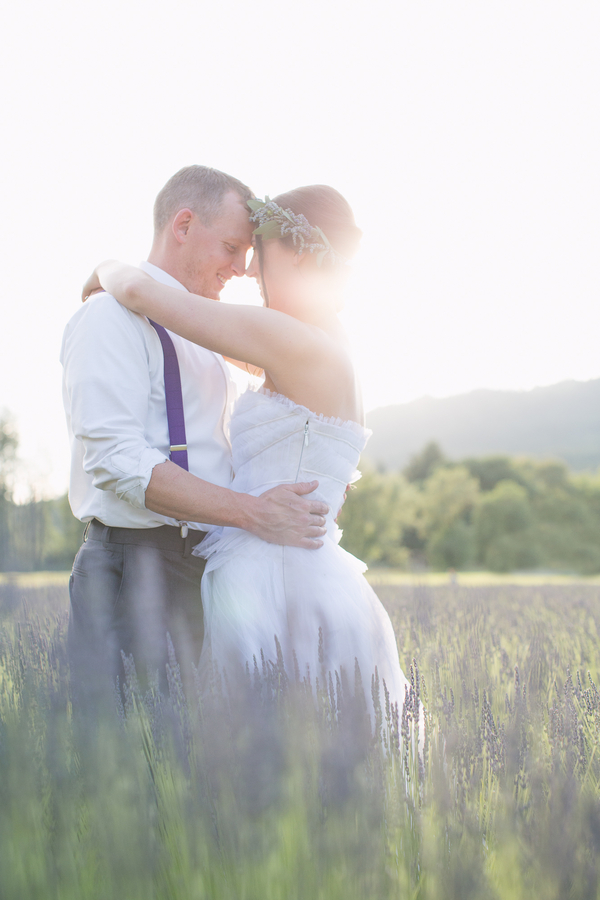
[68,531,206,711]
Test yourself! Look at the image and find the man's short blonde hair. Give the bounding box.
[153,165,253,234]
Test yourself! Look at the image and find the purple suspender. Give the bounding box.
[149,320,189,472]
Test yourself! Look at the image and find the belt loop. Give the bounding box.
[101,525,111,549]
[83,521,91,543]
[183,530,192,559]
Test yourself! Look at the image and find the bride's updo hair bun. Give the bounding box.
[272,185,362,262]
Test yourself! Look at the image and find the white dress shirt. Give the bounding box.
[61,262,236,530]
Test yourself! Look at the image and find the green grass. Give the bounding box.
[3,579,600,898]
[0,571,71,586]
[4,567,600,589]
[366,567,600,586]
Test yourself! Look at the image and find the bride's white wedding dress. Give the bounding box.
[195,388,410,709]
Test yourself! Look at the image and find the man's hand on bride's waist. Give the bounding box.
[246,482,328,549]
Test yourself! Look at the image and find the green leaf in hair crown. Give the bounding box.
[247,198,346,266]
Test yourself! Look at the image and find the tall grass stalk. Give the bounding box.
[2,581,600,898]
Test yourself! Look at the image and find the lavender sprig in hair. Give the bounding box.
[247,198,347,266]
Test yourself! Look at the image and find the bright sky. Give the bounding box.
[1,0,598,497]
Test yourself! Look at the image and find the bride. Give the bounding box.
[84,185,410,713]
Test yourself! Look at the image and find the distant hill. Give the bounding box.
[364,379,600,472]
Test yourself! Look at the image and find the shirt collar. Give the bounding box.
[139,261,188,292]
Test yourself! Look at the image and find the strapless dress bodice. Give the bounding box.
[227,388,371,525]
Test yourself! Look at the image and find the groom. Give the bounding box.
[61,165,328,708]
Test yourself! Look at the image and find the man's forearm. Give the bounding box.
[144,460,255,529]
[144,460,328,549]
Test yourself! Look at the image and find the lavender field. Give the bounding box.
[2,576,600,899]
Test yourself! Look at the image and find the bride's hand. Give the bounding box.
[81,260,146,306]
[82,267,104,302]
[82,260,122,303]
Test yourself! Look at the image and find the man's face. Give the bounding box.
[182,191,254,299]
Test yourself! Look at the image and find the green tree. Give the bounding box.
[572,470,600,519]
[403,442,445,483]
[0,411,82,572]
[461,456,525,492]
[0,413,18,570]
[473,480,539,572]
[8,494,82,572]
[417,465,480,537]
[42,494,83,569]
[528,464,600,574]
[9,497,46,571]
[427,520,476,570]
[415,466,480,570]
[338,468,417,566]
[512,457,571,494]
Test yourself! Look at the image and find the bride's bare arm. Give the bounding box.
[222,356,263,377]
[83,261,324,376]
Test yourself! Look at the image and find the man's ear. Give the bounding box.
[171,208,194,244]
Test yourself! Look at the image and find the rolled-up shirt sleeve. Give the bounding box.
[62,294,168,509]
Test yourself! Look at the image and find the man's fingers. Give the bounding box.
[289,480,319,495]
[283,481,329,516]
[298,537,324,550]
[306,524,327,537]
[256,483,329,545]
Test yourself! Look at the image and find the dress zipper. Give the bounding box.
[294,420,310,482]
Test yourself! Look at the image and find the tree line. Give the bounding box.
[338,442,600,573]
[0,415,83,572]
[2,407,600,573]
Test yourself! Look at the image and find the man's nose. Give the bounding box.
[230,249,248,277]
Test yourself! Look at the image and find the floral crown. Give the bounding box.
[247,198,347,266]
